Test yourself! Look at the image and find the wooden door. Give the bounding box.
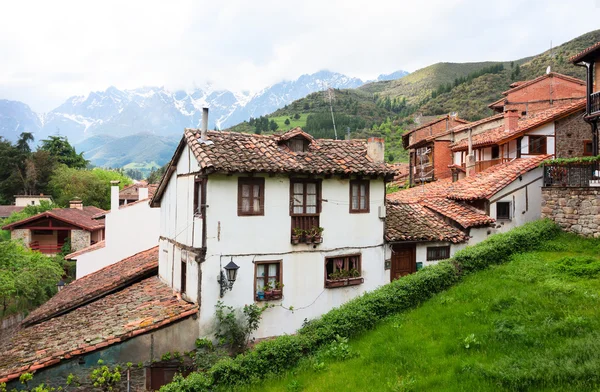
[391,244,416,281]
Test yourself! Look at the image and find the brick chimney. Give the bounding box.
[367,137,385,163]
[69,199,83,210]
[504,109,519,131]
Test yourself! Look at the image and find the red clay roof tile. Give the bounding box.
[1,206,106,231]
[64,240,106,259]
[570,41,600,63]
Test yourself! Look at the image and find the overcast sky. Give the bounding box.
[0,0,598,112]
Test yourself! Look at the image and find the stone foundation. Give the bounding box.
[11,229,31,247]
[541,187,600,238]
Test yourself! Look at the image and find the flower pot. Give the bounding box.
[291,236,300,245]
[256,291,265,300]
[313,235,322,243]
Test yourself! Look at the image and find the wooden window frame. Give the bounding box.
[349,180,370,213]
[181,252,187,294]
[193,178,206,217]
[289,179,322,216]
[254,260,282,301]
[583,140,593,156]
[288,138,307,153]
[496,201,511,221]
[238,177,265,216]
[426,246,450,261]
[324,254,363,289]
[528,135,547,155]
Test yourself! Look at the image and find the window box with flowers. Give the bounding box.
[324,255,363,288]
[254,261,283,301]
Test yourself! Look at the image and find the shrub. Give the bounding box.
[161,220,560,391]
[554,255,600,277]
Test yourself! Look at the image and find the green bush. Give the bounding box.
[554,255,600,277]
[161,220,560,391]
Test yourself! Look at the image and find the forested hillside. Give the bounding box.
[227,29,600,163]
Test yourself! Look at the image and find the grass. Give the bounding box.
[236,233,600,392]
[270,115,307,131]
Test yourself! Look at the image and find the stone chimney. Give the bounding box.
[504,109,519,131]
[69,199,83,210]
[110,180,120,213]
[201,107,209,140]
[367,137,385,163]
[138,187,149,200]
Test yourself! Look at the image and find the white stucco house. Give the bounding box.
[150,115,396,338]
[385,155,548,270]
[66,183,160,279]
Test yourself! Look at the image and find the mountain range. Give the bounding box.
[0,70,398,170]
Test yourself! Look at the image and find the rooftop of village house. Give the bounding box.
[1,205,106,231]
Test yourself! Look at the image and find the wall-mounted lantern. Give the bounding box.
[57,279,66,292]
[218,259,240,297]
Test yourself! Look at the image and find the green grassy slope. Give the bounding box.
[238,233,600,392]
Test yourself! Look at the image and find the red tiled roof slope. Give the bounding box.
[500,72,585,95]
[0,277,197,383]
[185,128,396,176]
[387,178,453,203]
[450,100,585,151]
[570,41,600,63]
[64,240,106,259]
[2,206,106,231]
[422,198,495,228]
[119,182,158,200]
[24,247,158,326]
[385,201,467,243]
[0,205,24,218]
[447,156,548,200]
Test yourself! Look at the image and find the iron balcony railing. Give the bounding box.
[590,91,600,115]
[543,161,600,187]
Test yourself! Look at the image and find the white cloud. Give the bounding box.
[0,0,598,112]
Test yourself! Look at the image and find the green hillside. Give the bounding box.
[238,233,600,392]
[226,29,600,163]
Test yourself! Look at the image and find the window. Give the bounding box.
[491,145,500,160]
[32,230,52,235]
[193,178,205,217]
[528,136,547,155]
[254,261,282,300]
[350,180,369,213]
[181,253,187,294]
[324,254,363,288]
[288,138,307,152]
[238,178,265,216]
[496,201,511,220]
[584,140,593,156]
[290,180,321,215]
[426,246,450,261]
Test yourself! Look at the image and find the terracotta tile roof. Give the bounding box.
[387,178,453,203]
[450,100,586,151]
[447,156,548,200]
[403,115,469,137]
[0,205,24,218]
[422,198,495,228]
[64,240,106,259]
[1,206,106,231]
[24,247,158,326]
[385,201,468,243]
[183,128,396,177]
[500,72,585,96]
[0,276,197,384]
[570,41,600,63]
[119,182,158,200]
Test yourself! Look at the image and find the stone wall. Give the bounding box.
[70,229,91,251]
[554,109,593,158]
[541,187,600,238]
[11,229,31,247]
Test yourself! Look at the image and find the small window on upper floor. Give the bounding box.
[238,177,265,216]
[583,140,593,156]
[350,180,369,213]
[193,178,205,217]
[288,138,308,153]
[497,201,511,220]
[528,136,547,155]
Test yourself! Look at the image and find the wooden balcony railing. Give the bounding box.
[30,242,64,254]
[461,158,509,173]
[591,91,600,115]
[291,215,320,244]
[543,162,600,187]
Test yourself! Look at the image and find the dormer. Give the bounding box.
[278,128,315,153]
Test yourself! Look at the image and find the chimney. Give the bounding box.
[110,180,120,213]
[201,107,209,140]
[138,187,149,201]
[504,109,519,131]
[367,137,385,163]
[69,199,83,210]
[465,128,475,178]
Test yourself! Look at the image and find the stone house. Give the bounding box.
[0,247,197,391]
[1,200,105,254]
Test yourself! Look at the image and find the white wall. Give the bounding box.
[158,145,388,338]
[15,196,52,207]
[520,122,555,157]
[75,200,160,279]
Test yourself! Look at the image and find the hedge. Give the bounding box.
[160,219,560,391]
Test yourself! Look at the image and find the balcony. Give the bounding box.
[461,158,510,174]
[30,241,64,255]
[591,91,600,116]
[290,215,322,245]
[543,161,600,187]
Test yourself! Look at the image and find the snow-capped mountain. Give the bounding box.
[0,69,408,168]
[376,70,410,81]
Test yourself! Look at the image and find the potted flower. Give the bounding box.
[291,227,304,245]
[272,281,284,298]
[256,291,265,301]
[263,282,273,299]
[312,226,324,243]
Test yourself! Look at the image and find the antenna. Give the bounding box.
[326,87,338,140]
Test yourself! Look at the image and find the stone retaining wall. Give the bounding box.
[541,187,600,238]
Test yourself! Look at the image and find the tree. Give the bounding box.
[284,118,290,125]
[49,166,132,209]
[147,165,167,184]
[303,102,310,110]
[294,113,301,120]
[0,240,63,316]
[39,136,88,169]
[269,120,278,131]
